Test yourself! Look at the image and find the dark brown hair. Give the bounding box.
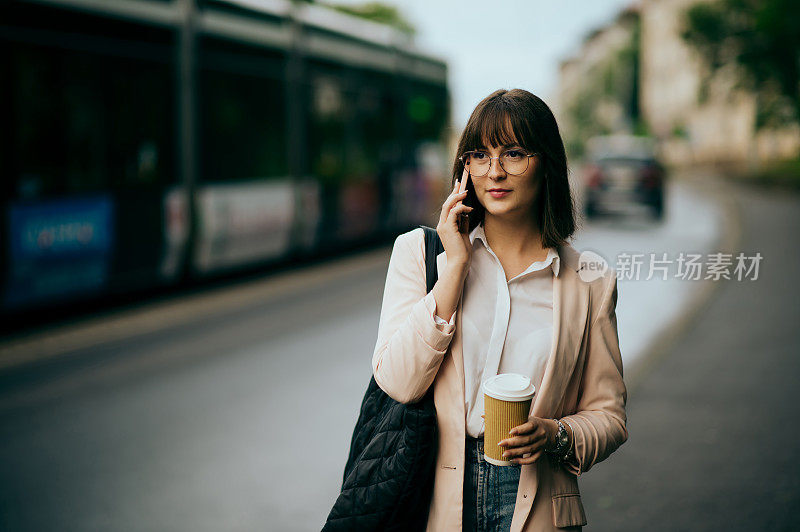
[452,88,576,248]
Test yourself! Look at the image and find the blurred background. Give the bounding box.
[1,0,798,530]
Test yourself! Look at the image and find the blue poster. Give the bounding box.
[4,196,114,308]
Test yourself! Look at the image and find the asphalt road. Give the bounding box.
[0,257,386,532]
[1,175,786,531]
[579,178,800,531]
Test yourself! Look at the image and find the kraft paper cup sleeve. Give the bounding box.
[482,374,536,466]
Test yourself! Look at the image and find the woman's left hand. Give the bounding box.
[497,417,558,465]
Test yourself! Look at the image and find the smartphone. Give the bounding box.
[457,171,471,233]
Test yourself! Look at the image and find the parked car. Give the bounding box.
[582,135,665,220]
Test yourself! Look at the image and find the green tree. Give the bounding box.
[682,0,800,128]
[324,2,416,36]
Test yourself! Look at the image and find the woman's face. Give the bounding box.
[468,142,542,223]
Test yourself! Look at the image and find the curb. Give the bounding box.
[624,171,744,394]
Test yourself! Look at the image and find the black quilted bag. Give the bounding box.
[322,225,443,532]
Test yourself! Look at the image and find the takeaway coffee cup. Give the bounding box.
[482,373,536,466]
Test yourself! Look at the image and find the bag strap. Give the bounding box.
[419,225,443,294]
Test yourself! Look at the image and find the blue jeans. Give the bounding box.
[463,436,521,532]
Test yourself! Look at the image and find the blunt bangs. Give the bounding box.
[461,96,539,155]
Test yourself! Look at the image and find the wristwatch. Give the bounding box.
[546,419,570,458]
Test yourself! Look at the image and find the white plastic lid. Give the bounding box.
[482,373,536,402]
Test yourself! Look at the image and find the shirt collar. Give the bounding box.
[470,222,561,277]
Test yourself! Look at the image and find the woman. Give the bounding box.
[372,89,628,531]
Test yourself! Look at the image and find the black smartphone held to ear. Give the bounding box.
[457,170,471,234]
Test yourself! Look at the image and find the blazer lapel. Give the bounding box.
[531,243,591,419]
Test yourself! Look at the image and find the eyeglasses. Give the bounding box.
[458,149,540,177]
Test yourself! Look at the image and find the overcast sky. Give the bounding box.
[332,0,635,128]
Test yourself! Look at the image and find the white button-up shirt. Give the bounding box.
[434,222,560,438]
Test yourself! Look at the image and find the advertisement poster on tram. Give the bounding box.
[4,196,114,308]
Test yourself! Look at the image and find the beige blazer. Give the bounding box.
[372,228,628,531]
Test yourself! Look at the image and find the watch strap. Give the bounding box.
[546,419,570,457]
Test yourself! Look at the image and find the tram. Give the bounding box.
[0,0,449,314]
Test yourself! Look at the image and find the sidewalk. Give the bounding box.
[578,177,800,530]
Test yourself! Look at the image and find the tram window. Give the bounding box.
[409,84,448,143]
[104,57,175,189]
[199,69,287,183]
[358,82,398,176]
[4,43,175,201]
[307,74,348,185]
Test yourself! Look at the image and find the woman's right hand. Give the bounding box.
[437,167,474,268]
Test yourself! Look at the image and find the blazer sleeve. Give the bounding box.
[561,271,628,476]
[372,228,456,404]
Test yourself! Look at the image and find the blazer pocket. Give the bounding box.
[551,493,587,528]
